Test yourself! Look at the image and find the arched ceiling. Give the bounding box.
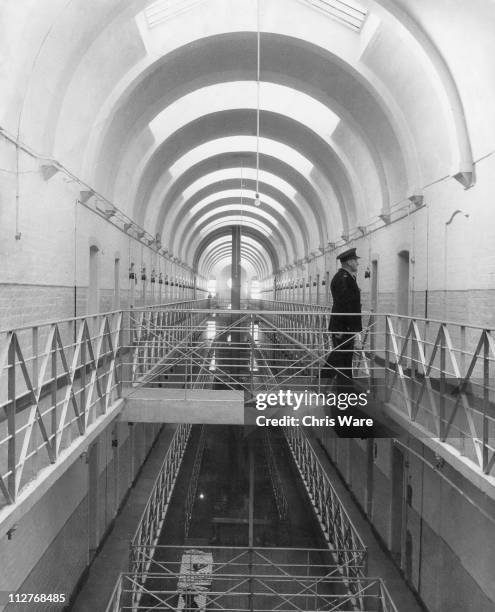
[2,0,481,280]
[148,156,326,246]
[194,226,280,277]
[201,243,268,279]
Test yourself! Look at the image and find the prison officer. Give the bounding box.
[324,247,362,383]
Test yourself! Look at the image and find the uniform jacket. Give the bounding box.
[328,268,362,333]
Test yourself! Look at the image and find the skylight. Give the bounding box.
[144,0,207,28]
[300,0,367,31]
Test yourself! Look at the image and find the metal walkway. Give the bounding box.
[105,420,398,611]
[0,298,494,610]
[1,298,494,514]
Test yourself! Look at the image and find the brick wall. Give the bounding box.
[0,143,196,332]
[0,285,75,330]
[0,281,191,330]
[274,155,495,331]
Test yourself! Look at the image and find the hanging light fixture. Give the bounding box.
[254,0,261,207]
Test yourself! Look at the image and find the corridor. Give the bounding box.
[1,1,495,611]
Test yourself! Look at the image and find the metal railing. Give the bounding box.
[130,424,192,605]
[184,425,207,538]
[256,305,495,477]
[0,310,123,506]
[283,425,368,583]
[0,299,205,508]
[381,313,495,475]
[255,298,331,313]
[1,301,494,509]
[262,431,288,521]
[119,308,367,396]
[128,300,210,385]
[107,573,397,611]
[107,545,394,612]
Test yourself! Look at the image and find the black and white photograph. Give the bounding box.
[0,1,494,610]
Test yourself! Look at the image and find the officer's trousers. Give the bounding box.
[322,333,355,386]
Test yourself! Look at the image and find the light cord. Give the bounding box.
[256,0,261,199]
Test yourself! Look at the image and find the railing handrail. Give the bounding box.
[0,298,208,334]
[128,307,363,316]
[283,426,368,575]
[111,568,392,578]
[130,307,495,331]
[2,305,493,510]
[106,570,394,612]
[129,543,365,552]
[131,423,191,548]
[259,300,495,331]
[2,302,493,336]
